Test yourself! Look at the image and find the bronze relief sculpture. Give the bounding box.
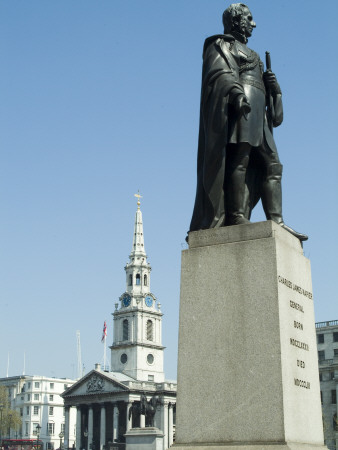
[188,3,307,241]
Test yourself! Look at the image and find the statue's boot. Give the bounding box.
[226,160,251,226]
[262,163,308,242]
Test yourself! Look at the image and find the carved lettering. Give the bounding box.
[297,359,305,368]
[290,300,304,313]
[278,276,313,300]
[294,378,310,389]
[290,338,309,351]
[294,321,303,330]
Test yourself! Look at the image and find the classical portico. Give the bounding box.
[62,197,177,449]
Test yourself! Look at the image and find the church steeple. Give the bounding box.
[130,191,147,259]
[124,192,152,300]
[110,194,165,382]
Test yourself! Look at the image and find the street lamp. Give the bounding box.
[59,431,64,450]
[0,403,4,448]
[35,424,41,450]
[8,413,12,439]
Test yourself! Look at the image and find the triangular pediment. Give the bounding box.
[62,370,130,398]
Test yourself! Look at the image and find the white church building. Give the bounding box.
[61,197,177,449]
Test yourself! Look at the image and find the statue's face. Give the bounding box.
[238,7,256,38]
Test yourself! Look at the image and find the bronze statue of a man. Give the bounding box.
[188,3,307,241]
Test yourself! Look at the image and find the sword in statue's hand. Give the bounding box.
[265,51,274,134]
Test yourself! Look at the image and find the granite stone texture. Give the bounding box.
[174,221,326,449]
[125,427,164,450]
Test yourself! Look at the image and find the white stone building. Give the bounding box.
[0,375,76,450]
[316,320,338,450]
[61,197,177,450]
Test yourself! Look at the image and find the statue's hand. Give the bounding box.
[263,71,282,95]
[234,94,251,120]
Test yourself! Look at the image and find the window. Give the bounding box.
[128,274,132,286]
[27,394,30,401]
[144,274,147,286]
[49,395,54,401]
[136,274,141,285]
[33,406,39,415]
[25,423,29,436]
[28,382,31,388]
[34,382,40,389]
[120,353,128,364]
[47,423,55,435]
[333,332,338,342]
[47,443,54,450]
[148,375,154,381]
[21,396,24,400]
[331,371,335,380]
[49,407,54,416]
[317,334,324,344]
[319,373,323,381]
[318,350,325,361]
[50,383,54,389]
[20,408,23,417]
[147,354,154,364]
[123,319,129,341]
[34,394,39,401]
[332,389,337,404]
[146,320,153,341]
[334,349,338,357]
[26,407,29,415]
[33,423,39,435]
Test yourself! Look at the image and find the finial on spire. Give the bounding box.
[134,190,142,210]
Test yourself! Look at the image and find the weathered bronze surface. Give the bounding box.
[188,3,307,241]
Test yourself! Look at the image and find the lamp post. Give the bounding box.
[59,431,64,450]
[8,413,12,439]
[35,424,41,450]
[0,403,4,449]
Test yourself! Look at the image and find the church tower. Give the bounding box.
[110,194,165,382]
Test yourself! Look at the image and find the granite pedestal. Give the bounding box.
[174,221,326,449]
[125,427,164,450]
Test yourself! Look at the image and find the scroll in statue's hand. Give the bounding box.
[234,94,251,120]
[263,71,282,95]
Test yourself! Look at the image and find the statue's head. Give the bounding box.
[222,3,256,39]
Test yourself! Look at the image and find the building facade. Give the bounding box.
[62,198,177,449]
[0,375,76,450]
[316,320,338,450]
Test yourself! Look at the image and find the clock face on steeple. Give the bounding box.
[122,294,131,307]
[145,295,153,307]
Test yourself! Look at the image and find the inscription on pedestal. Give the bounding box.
[278,274,313,392]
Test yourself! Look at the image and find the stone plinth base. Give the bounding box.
[125,427,164,450]
[172,443,327,450]
[175,222,325,449]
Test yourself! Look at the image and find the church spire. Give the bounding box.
[130,191,146,259]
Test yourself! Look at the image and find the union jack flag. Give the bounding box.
[101,321,107,342]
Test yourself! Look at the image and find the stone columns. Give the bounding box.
[88,406,93,450]
[113,404,119,442]
[76,407,81,450]
[168,403,174,448]
[161,401,168,449]
[100,405,106,450]
[126,402,132,431]
[140,413,145,428]
[64,406,70,449]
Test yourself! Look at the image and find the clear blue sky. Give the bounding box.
[1,0,337,382]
